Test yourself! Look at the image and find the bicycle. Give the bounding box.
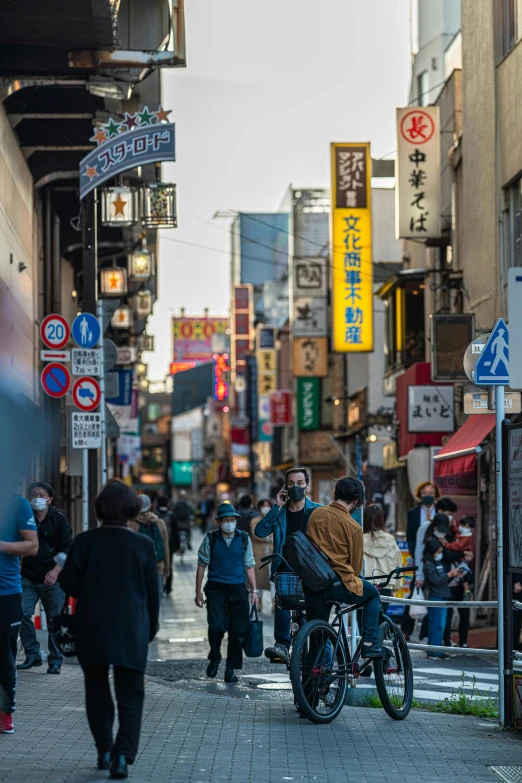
[289,566,416,724]
[260,553,307,666]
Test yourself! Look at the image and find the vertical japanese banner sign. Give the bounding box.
[330,143,373,352]
[396,106,441,239]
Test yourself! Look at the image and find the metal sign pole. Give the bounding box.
[496,384,505,725]
[82,448,89,532]
[97,299,107,487]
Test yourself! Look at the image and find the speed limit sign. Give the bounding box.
[40,314,70,350]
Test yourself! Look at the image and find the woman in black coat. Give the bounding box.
[59,481,160,780]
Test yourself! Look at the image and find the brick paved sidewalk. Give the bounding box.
[2,664,522,783]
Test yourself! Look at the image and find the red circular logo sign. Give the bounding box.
[72,377,101,411]
[40,314,70,350]
[400,110,435,145]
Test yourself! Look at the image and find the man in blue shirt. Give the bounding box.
[0,494,38,734]
[254,468,321,663]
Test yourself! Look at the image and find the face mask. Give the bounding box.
[434,530,446,539]
[287,486,306,502]
[261,506,271,516]
[434,552,443,562]
[422,495,434,506]
[221,521,237,534]
[459,526,473,537]
[31,498,48,512]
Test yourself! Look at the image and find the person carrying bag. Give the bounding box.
[243,605,264,658]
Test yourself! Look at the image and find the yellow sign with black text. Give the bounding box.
[330,142,373,352]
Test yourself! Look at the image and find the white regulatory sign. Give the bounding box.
[72,348,102,376]
[72,412,102,449]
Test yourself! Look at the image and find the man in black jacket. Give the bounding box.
[18,482,73,675]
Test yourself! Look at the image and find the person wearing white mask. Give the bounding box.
[250,500,274,614]
[423,538,460,659]
[18,482,73,675]
[195,501,259,683]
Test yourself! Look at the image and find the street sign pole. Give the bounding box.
[496,385,505,726]
[97,299,107,487]
[82,448,89,532]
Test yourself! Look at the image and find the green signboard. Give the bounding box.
[297,377,320,430]
[172,461,197,486]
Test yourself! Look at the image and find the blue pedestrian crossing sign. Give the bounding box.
[72,312,100,349]
[475,318,509,385]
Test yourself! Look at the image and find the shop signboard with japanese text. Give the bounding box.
[330,142,373,352]
[270,391,293,426]
[293,337,328,378]
[297,377,320,430]
[294,257,328,298]
[293,298,328,337]
[172,317,228,364]
[407,385,454,433]
[396,106,441,239]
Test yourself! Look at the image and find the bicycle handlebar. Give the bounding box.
[260,553,292,571]
[365,566,418,590]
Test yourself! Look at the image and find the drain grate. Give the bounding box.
[490,767,522,783]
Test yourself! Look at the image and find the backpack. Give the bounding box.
[139,522,165,563]
[208,530,249,558]
[282,531,337,593]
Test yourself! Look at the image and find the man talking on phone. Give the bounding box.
[254,468,321,663]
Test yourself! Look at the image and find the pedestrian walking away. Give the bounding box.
[155,495,180,597]
[236,494,257,535]
[59,480,160,780]
[304,477,386,659]
[173,490,195,550]
[195,501,259,683]
[0,493,38,734]
[250,499,275,614]
[129,494,170,598]
[18,481,73,675]
[254,467,321,663]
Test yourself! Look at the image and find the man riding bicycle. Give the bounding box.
[305,476,386,659]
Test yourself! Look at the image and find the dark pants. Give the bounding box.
[443,585,470,647]
[274,606,291,647]
[205,581,249,669]
[401,583,415,637]
[427,597,447,657]
[82,665,145,764]
[20,578,65,665]
[305,579,381,644]
[0,593,23,714]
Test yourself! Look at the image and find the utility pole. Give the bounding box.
[82,190,98,528]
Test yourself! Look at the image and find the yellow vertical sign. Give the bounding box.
[330,143,373,352]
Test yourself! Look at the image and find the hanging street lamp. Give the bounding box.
[142,182,177,228]
[134,289,153,318]
[100,185,139,227]
[111,305,133,329]
[100,267,127,296]
[129,248,153,281]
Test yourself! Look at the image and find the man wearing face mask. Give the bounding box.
[18,482,73,675]
[195,502,259,683]
[255,468,321,664]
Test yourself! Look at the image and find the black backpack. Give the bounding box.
[283,531,337,593]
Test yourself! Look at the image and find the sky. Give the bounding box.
[145,0,412,380]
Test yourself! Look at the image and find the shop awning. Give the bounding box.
[433,414,495,461]
[433,414,495,496]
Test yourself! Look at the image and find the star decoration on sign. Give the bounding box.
[137,106,155,126]
[90,127,108,146]
[118,309,128,323]
[85,165,99,181]
[123,112,138,130]
[154,105,171,123]
[108,273,123,290]
[112,194,127,216]
[105,118,121,138]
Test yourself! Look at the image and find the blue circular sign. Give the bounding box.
[72,313,101,348]
[41,363,71,399]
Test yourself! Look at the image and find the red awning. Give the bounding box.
[433,414,495,461]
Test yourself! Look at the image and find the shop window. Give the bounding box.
[506,179,522,270]
[379,274,426,374]
[499,0,522,56]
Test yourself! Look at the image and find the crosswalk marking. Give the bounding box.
[413,667,498,681]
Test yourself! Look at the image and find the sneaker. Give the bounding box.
[0,712,14,734]
[224,668,238,683]
[264,643,290,664]
[361,643,386,659]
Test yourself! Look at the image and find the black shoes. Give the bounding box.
[224,669,238,683]
[17,658,42,671]
[47,664,61,675]
[97,752,111,771]
[109,755,129,779]
[264,643,290,664]
[361,643,386,659]
[206,660,219,678]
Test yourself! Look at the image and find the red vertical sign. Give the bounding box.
[270,391,293,426]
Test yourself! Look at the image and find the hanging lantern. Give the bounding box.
[129,249,153,281]
[111,306,133,329]
[136,362,148,378]
[100,186,138,227]
[142,183,177,229]
[138,333,154,352]
[135,290,153,318]
[100,267,127,297]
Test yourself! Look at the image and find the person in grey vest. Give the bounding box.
[195,502,259,683]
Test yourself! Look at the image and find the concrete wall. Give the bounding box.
[410,0,461,105]
[497,39,522,188]
[0,103,36,402]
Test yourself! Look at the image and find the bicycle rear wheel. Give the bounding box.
[290,619,348,724]
[373,617,413,720]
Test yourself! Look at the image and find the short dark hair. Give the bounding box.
[334,476,365,508]
[433,512,450,531]
[285,468,310,485]
[460,514,476,529]
[423,537,442,561]
[363,504,385,537]
[27,481,54,499]
[95,480,141,526]
[257,498,271,511]
[436,497,458,513]
[156,495,169,507]
[239,494,252,508]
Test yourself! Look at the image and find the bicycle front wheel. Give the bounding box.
[373,617,413,720]
[290,619,348,724]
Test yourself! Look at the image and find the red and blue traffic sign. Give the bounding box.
[72,376,101,411]
[40,314,70,350]
[41,362,71,399]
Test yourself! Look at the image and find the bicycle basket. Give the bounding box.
[275,572,306,609]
